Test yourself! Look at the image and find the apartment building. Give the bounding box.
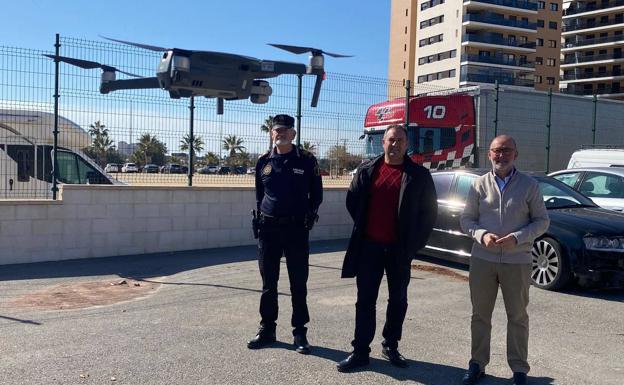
[560,0,624,99]
[388,0,563,92]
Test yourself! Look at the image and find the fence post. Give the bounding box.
[52,33,60,200]
[404,79,411,129]
[296,74,303,146]
[545,88,552,173]
[493,80,499,137]
[592,94,597,144]
[188,96,195,187]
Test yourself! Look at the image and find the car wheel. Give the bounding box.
[531,237,572,291]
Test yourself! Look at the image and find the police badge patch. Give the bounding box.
[262,164,272,175]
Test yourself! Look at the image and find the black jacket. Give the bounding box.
[341,155,438,278]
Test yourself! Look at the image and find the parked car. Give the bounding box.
[549,167,624,212]
[142,164,159,173]
[246,167,255,175]
[234,166,247,175]
[198,165,220,174]
[161,163,183,174]
[104,163,121,173]
[421,169,624,291]
[121,163,138,173]
[218,166,231,175]
[567,148,624,168]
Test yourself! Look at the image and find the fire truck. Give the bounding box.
[363,94,476,170]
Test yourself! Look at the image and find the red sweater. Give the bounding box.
[364,161,404,244]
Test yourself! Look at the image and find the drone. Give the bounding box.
[44,37,351,113]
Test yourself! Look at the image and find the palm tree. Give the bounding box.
[180,134,205,156]
[88,121,114,166]
[302,141,316,154]
[260,115,274,151]
[222,135,246,157]
[133,133,167,165]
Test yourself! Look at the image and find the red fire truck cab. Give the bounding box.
[363,94,476,170]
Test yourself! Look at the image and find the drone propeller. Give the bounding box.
[43,55,142,77]
[268,44,352,58]
[99,35,168,52]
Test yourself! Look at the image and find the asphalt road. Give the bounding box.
[1,240,622,385]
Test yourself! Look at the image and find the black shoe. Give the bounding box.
[336,353,370,372]
[381,345,409,368]
[513,372,528,385]
[461,362,485,385]
[294,334,311,354]
[247,330,276,349]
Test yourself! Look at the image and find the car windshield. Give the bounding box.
[536,176,597,209]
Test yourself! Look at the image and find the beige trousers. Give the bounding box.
[469,257,532,374]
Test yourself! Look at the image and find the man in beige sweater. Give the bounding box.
[459,135,549,385]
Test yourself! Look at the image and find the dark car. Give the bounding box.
[161,163,183,174]
[421,169,624,291]
[142,164,159,173]
[218,166,231,175]
[234,166,247,175]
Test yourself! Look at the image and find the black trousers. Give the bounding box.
[257,221,310,336]
[352,240,411,354]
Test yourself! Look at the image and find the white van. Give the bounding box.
[0,109,120,199]
[567,148,624,169]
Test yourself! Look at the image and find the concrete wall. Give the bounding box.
[0,185,352,266]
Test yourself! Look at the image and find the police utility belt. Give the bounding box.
[251,210,318,238]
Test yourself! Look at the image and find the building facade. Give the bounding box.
[560,0,624,99]
[389,0,563,92]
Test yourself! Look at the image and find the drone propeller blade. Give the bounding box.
[100,35,168,52]
[311,73,323,108]
[43,55,143,78]
[43,54,102,70]
[268,43,352,58]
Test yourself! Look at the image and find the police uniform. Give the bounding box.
[249,114,323,353]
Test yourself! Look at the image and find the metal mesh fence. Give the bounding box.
[2,35,623,199]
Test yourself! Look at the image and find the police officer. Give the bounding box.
[247,114,323,355]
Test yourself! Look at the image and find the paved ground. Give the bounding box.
[1,240,623,385]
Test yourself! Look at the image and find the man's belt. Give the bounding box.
[261,214,303,225]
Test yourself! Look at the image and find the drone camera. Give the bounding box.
[250,80,272,104]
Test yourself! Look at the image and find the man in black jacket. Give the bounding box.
[337,124,437,372]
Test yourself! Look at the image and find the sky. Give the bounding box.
[4,0,391,79]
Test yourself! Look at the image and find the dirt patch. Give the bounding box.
[10,278,161,310]
[412,264,469,282]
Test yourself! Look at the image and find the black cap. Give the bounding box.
[272,114,295,129]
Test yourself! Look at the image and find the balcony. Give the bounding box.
[562,69,624,81]
[564,85,623,95]
[461,53,534,68]
[564,34,624,49]
[463,34,536,49]
[564,0,624,16]
[563,18,624,33]
[563,52,624,65]
[463,14,537,30]
[463,0,538,11]
[461,72,534,86]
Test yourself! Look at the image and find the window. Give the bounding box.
[547,77,555,85]
[454,175,477,201]
[549,21,558,29]
[535,56,544,65]
[537,38,544,46]
[537,19,545,28]
[417,49,456,65]
[581,173,624,199]
[547,58,556,66]
[549,39,557,48]
[416,127,456,154]
[406,8,409,16]
[420,15,444,29]
[538,1,545,9]
[432,173,454,199]
[552,172,581,188]
[420,34,443,47]
[550,2,558,11]
[417,69,456,84]
[535,75,543,83]
[421,0,444,10]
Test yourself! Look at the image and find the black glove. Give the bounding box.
[304,211,319,231]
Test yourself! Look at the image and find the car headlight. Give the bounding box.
[583,236,624,252]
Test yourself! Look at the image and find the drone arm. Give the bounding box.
[258,61,307,77]
[100,77,161,94]
[311,73,324,108]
